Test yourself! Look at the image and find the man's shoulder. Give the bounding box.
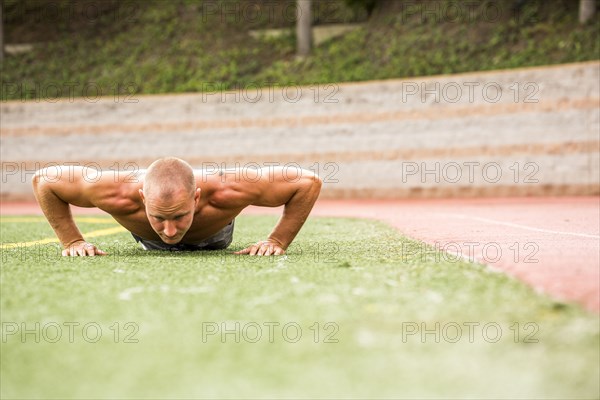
[87,171,143,215]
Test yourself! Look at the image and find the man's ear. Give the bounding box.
[194,188,201,205]
[139,189,145,204]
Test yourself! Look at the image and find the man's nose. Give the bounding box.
[163,221,177,237]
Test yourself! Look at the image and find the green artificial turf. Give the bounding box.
[1,214,598,399]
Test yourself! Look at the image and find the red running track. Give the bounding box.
[2,197,599,313]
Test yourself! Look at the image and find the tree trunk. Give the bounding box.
[0,0,4,63]
[296,0,312,57]
[579,0,596,24]
[369,0,399,20]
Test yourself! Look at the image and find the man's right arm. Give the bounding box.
[32,166,107,256]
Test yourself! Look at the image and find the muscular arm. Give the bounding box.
[261,171,322,250]
[32,166,106,255]
[234,166,322,255]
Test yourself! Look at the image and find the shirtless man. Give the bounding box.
[32,157,322,257]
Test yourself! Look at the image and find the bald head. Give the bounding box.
[143,157,196,200]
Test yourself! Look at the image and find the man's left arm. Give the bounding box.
[234,166,322,256]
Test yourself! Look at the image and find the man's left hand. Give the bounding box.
[234,240,285,256]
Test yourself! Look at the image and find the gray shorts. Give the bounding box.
[132,220,234,251]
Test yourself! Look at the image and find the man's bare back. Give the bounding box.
[32,158,322,256]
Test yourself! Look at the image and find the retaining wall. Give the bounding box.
[1,61,598,201]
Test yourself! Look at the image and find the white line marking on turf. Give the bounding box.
[119,286,145,301]
[437,213,600,239]
[118,285,214,301]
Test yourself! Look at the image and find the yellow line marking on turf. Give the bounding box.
[1,227,127,249]
[83,226,127,238]
[1,217,116,224]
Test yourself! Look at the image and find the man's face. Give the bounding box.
[141,188,200,244]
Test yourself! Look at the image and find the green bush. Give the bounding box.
[1,0,598,100]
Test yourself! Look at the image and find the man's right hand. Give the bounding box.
[62,240,107,257]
